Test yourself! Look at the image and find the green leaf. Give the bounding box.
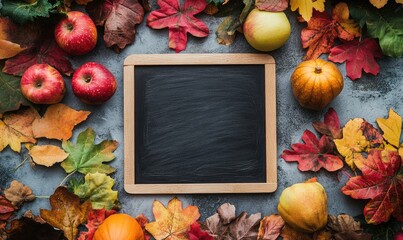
[350,3,403,58]
[61,128,118,175]
[0,70,30,114]
[70,172,118,210]
[0,0,55,24]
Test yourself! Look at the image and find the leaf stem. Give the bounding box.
[59,170,77,186]
[35,196,50,199]
[14,155,29,172]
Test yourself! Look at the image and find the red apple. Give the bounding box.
[54,11,97,56]
[20,64,66,104]
[72,62,117,104]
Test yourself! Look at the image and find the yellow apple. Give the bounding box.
[243,9,291,52]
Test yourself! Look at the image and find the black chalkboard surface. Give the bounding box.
[123,54,277,194]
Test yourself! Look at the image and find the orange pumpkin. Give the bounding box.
[290,59,343,110]
[93,214,144,240]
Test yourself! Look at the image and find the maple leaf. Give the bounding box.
[29,145,69,167]
[256,0,288,12]
[61,128,118,175]
[145,197,200,240]
[70,172,118,210]
[40,187,92,240]
[215,0,253,46]
[4,180,35,208]
[0,195,15,222]
[135,214,152,240]
[349,2,403,57]
[77,208,116,240]
[341,150,403,224]
[205,203,261,240]
[0,0,56,24]
[147,0,209,52]
[312,107,342,139]
[334,118,369,170]
[327,214,372,240]
[0,108,38,153]
[6,217,64,240]
[3,30,73,76]
[281,130,344,172]
[32,104,90,141]
[329,38,382,80]
[300,2,361,60]
[86,0,144,52]
[257,214,285,240]
[188,222,214,240]
[0,67,30,114]
[0,17,26,59]
[290,0,325,22]
[376,108,402,148]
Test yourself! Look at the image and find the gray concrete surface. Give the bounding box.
[1,5,402,223]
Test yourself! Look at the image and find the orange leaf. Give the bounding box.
[145,197,200,240]
[0,108,38,152]
[29,145,69,167]
[258,214,285,240]
[0,17,25,59]
[32,104,90,140]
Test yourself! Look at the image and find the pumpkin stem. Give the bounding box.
[314,66,322,74]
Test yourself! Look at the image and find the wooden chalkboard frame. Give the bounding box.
[123,54,277,194]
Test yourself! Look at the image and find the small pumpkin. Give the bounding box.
[290,59,343,110]
[93,213,144,240]
[278,178,328,233]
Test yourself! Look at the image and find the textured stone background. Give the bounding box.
[1,4,402,222]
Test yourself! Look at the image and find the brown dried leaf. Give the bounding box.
[4,180,35,208]
[217,203,236,224]
[23,210,46,224]
[280,224,312,240]
[327,214,372,240]
[29,145,69,167]
[32,104,90,141]
[258,214,285,240]
[40,187,92,240]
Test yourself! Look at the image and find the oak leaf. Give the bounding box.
[61,128,118,175]
[29,145,69,167]
[0,69,30,114]
[147,0,209,52]
[256,0,288,12]
[4,180,35,208]
[300,2,361,60]
[327,214,372,240]
[145,197,200,240]
[329,38,382,80]
[312,108,342,140]
[257,214,285,240]
[0,17,25,59]
[6,217,64,240]
[281,130,344,172]
[376,108,402,148]
[0,108,38,153]
[70,172,118,210]
[86,0,144,52]
[341,150,403,224]
[290,0,325,22]
[205,203,261,240]
[77,208,116,240]
[334,118,369,170]
[40,187,92,240]
[32,104,90,141]
[0,195,15,221]
[188,222,214,240]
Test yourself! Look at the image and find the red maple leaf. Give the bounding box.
[328,38,382,80]
[342,150,403,224]
[147,0,209,53]
[300,2,360,60]
[312,108,342,139]
[281,130,344,172]
[188,222,214,240]
[135,214,152,240]
[3,31,73,76]
[0,195,15,221]
[78,208,116,240]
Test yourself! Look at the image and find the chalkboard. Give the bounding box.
[123,54,277,194]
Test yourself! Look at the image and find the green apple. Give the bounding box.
[243,9,291,52]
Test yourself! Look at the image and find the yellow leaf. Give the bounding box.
[376,108,402,148]
[145,197,200,240]
[32,104,91,141]
[332,2,361,38]
[334,118,369,170]
[0,108,38,152]
[29,145,69,167]
[290,0,325,22]
[369,0,388,8]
